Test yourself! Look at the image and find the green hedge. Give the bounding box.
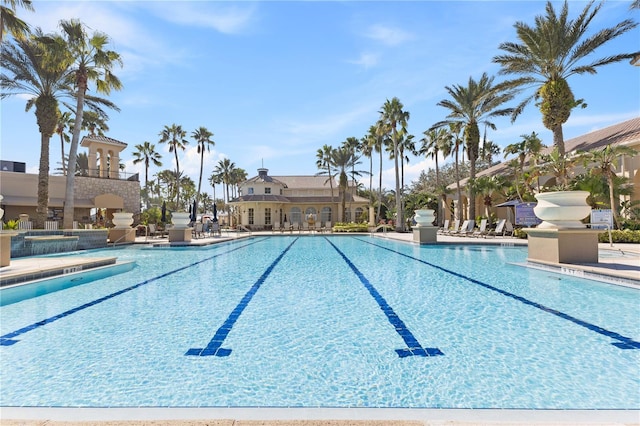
[332,222,369,232]
[598,229,640,244]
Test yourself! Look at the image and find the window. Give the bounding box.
[248,187,254,195]
[355,207,364,222]
[321,207,332,223]
[248,208,254,225]
[265,208,271,225]
[265,187,271,194]
[290,207,302,225]
[280,189,283,195]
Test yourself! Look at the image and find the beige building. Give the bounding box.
[229,168,370,230]
[445,117,640,223]
[0,135,140,227]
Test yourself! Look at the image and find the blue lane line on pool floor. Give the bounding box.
[357,237,640,350]
[326,238,443,358]
[186,238,299,357]
[0,239,267,347]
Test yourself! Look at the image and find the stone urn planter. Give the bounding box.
[533,190,591,229]
[171,212,192,229]
[414,209,435,227]
[111,212,134,229]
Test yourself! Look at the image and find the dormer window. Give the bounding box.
[265,187,271,194]
[248,187,254,195]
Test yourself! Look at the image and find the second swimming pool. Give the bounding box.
[1,236,638,409]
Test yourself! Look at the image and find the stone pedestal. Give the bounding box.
[169,228,192,242]
[108,228,136,244]
[524,228,601,264]
[0,231,17,267]
[413,226,438,244]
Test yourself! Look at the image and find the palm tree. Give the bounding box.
[230,167,247,199]
[580,144,637,228]
[448,123,464,220]
[472,175,507,221]
[432,72,515,222]
[360,130,375,205]
[191,126,215,209]
[493,0,638,156]
[315,144,336,203]
[331,146,354,222]
[1,0,33,42]
[159,124,188,209]
[1,29,71,228]
[420,128,450,226]
[61,19,123,229]
[55,111,72,175]
[132,141,163,190]
[379,97,410,232]
[208,171,222,206]
[365,122,387,222]
[503,132,544,201]
[75,152,89,176]
[80,110,109,136]
[214,158,236,205]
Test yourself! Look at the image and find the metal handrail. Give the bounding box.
[110,228,137,247]
[589,222,613,247]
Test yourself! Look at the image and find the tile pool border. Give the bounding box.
[2,407,639,424]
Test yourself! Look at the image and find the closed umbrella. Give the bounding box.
[213,203,218,222]
[191,200,197,222]
[161,201,167,223]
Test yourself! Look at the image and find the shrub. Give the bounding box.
[2,219,18,230]
[599,229,640,244]
[332,222,369,232]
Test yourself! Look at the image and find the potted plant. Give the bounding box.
[532,147,590,229]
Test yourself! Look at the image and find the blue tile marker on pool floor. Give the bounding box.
[326,238,443,358]
[186,238,299,357]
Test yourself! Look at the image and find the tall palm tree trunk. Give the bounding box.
[63,86,86,229]
[377,149,383,222]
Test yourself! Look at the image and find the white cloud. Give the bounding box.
[363,24,413,46]
[148,2,258,35]
[347,52,380,69]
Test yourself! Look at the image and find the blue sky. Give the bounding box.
[1,1,638,194]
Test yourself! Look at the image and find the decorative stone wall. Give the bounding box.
[75,176,140,214]
[10,229,108,257]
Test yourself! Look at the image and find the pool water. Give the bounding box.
[1,236,638,409]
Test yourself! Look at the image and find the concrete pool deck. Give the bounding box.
[1,232,639,425]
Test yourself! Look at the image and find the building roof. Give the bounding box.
[450,117,640,189]
[80,134,127,147]
[273,175,336,189]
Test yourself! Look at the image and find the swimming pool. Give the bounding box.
[1,236,638,409]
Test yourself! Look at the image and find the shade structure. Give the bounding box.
[161,201,167,222]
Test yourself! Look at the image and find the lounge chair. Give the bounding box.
[292,222,300,233]
[437,219,450,234]
[472,219,488,238]
[148,223,158,238]
[486,219,506,238]
[460,220,476,237]
[272,222,281,233]
[442,219,459,235]
[314,221,322,233]
[283,221,291,233]
[192,222,204,239]
[211,221,221,237]
[302,222,310,233]
[504,221,514,237]
[449,220,470,236]
[323,221,332,233]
